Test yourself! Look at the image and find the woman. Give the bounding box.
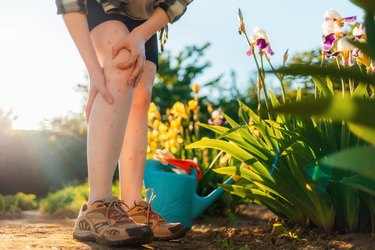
[55,0,192,246]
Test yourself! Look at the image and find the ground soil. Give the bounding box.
[1,205,375,250]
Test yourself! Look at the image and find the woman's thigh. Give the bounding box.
[90,20,130,67]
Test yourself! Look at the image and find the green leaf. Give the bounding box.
[212,115,270,161]
[326,77,334,94]
[281,140,316,163]
[219,184,251,198]
[269,90,281,107]
[347,122,375,145]
[213,166,263,182]
[341,175,375,197]
[199,123,262,151]
[352,82,369,97]
[272,96,375,128]
[350,0,375,14]
[365,11,375,61]
[187,139,271,177]
[321,146,375,181]
[238,100,260,123]
[296,88,302,102]
[187,139,253,162]
[270,65,375,85]
[312,77,333,97]
[269,91,286,123]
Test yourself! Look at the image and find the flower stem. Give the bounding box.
[242,31,271,119]
[267,58,287,104]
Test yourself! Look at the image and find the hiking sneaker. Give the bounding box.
[73,198,153,246]
[127,189,187,240]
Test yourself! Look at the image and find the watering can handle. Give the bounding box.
[161,158,203,181]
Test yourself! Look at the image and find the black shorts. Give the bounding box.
[86,0,159,69]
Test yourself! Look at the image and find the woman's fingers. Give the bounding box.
[118,51,138,69]
[97,81,114,104]
[111,33,146,87]
[112,39,137,69]
[85,82,114,122]
[85,88,98,122]
[128,56,145,87]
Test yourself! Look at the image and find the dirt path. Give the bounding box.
[1,207,375,249]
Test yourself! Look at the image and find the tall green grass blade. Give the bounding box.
[296,88,302,102]
[269,91,286,123]
[238,100,260,123]
[339,184,360,232]
[326,77,334,93]
[352,82,369,97]
[312,77,334,97]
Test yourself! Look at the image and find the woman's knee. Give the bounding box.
[103,49,132,88]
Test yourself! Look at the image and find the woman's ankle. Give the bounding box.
[88,194,117,206]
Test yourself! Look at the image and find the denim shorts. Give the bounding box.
[86,0,159,69]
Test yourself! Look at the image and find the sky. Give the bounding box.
[0,0,363,130]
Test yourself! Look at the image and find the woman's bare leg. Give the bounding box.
[86,20,136,205]
[119,61,156,206]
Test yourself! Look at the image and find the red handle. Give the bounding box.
[163,158,202,181]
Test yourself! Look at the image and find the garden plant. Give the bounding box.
[187,0,375,235]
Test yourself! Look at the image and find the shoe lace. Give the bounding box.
[145,188,164,224]
[105,199,131,226]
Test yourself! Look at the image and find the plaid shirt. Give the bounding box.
[55,0,192,50]
[55,0,192,23]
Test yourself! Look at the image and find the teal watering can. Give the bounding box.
[144,159,235,228]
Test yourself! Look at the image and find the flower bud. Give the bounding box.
[192,83,199,94]
[238,8,246,35]
[283,49,289,65]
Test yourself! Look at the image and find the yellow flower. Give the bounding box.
[152,129,159,137]
[170,102,188,119]
[188,99,198,111]
[148,102,161,122]
[152,119,160,129]
[176,135,184,144]
[158,123,168,133]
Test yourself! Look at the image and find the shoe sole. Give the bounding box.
[73,228,154,246]
[153,227,188,241]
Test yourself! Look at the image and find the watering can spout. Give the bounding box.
[191,177,235,219]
